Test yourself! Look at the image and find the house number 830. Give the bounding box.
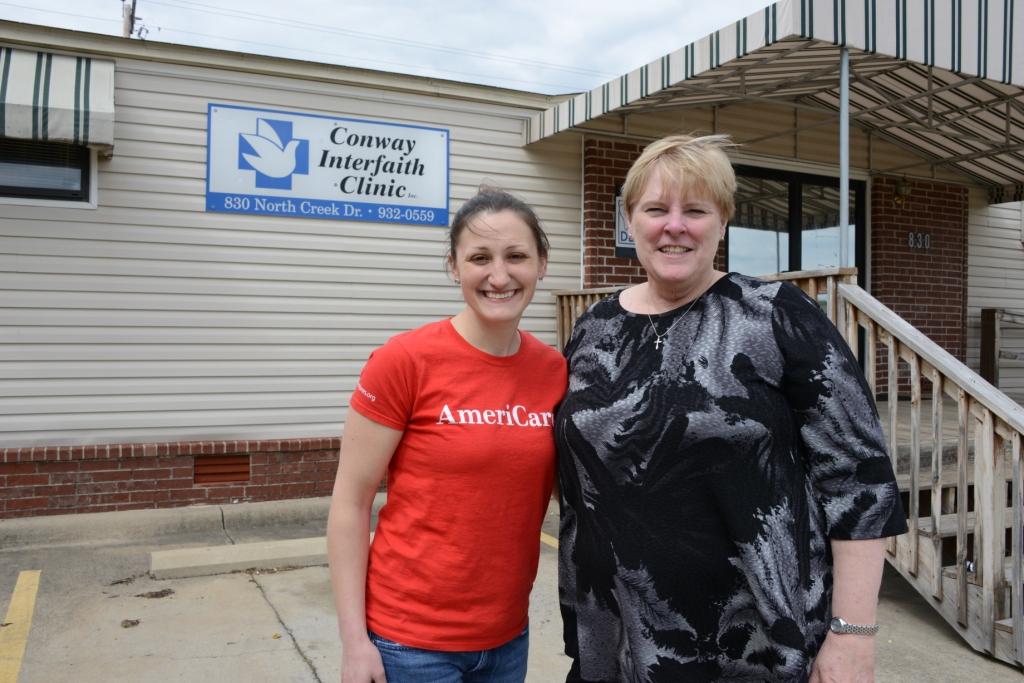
[907,232,932,250]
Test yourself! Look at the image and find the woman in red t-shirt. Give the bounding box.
[327,189,567,683]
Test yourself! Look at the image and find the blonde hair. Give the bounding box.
[621,134,738,221]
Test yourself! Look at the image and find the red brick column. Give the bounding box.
[870,176,968,394]
[583,138,646,287]
[0,437,340,519]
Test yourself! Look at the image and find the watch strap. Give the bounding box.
[830,617,879,635]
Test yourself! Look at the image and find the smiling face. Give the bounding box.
[628,168,727,302]
[448,209,547,330]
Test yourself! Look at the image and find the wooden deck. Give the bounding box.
[875,397,973,472]
[876,397,967,446]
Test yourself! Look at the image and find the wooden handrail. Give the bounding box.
[760,267,857,324]
[838,282,1023,665]
[843,287,1024,435]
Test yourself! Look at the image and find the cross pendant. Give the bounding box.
[653,337,663,350]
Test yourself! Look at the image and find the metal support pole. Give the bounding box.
[839,48,850,267]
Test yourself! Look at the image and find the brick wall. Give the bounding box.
[871,176,968,394]
[583,138,647,287]
[0,437,340,519]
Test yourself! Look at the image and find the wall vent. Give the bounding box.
[194,455,250,484]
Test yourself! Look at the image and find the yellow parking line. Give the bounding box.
[0,570,41,683]
[540,532,559,549]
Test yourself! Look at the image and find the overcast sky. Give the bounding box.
[2,0,772,95]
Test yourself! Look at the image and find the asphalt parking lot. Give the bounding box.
[1,497,1022,682]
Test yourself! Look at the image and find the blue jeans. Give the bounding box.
[368,627,529,683]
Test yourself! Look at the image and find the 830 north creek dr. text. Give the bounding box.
[213,194,438,225]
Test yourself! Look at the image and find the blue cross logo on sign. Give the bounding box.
[237,118,309,190]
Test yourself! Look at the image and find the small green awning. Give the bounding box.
[0,46,114,152]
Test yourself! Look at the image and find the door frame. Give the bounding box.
[726,164,867,288]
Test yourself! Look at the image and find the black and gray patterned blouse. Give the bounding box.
[556,272,907,683]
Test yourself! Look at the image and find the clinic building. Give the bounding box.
[1,0,1022,518]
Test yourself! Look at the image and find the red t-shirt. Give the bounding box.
[349,319,567,651]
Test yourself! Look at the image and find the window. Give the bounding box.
[727,165,865,287]
[0,138,90,201]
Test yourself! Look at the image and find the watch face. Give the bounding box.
[830,617,844,632]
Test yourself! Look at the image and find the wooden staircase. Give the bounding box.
[553,267,1024,669]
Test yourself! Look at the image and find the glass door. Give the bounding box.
[726,166,865,287]
[729,176,790,276]
[800,183,856,270]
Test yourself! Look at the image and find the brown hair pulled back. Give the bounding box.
[447,188,550,261]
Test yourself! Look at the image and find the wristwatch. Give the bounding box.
[829,616,879,636]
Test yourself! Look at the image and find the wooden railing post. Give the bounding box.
[980,308,1001,387]
[930,370,944,598]
[845,301,858,360]
[865,320,877,396]
[909,354,921,576]
[552,286,621,350]
[975,409,998,652]
[1013,431,1023,665]
[887,334,899,560]
[826,274,838,324]
[990,431,1007,625]
[957,390,970,627]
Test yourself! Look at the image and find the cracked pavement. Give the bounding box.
[0,505,568,682]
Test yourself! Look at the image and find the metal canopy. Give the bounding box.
[527,0,1023,202]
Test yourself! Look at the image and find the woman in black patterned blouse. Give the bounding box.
[555,134,907,683]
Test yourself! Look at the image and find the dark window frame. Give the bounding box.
[726,164,867,288]
[0,138,90,202]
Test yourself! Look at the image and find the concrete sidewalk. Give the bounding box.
[1,497,1022,682]
[0,496,337,549]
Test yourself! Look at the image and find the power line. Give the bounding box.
[147,24,589,91]
[0,0,608,91]
[0,1,120,27]
[145,0,615,79]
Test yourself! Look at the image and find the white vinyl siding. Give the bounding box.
[0,55,581,447]
[966,194,1024,403]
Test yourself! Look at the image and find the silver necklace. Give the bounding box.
[645,293,701,351]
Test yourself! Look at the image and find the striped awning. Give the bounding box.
[528,0,1023,200]
[0,46,114,151]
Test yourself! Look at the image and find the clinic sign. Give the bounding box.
[206,104,449,226]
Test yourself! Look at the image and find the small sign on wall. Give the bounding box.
[907,231,933,251]
[614,196,637,259]
[206,104,449,226]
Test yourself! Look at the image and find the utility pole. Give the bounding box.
[122,0,137,39]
